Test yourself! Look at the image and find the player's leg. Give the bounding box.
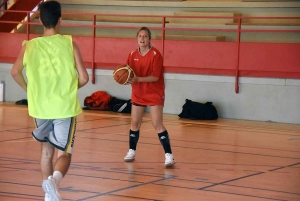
[40,142,56,201]
[52,117,76,184]
[32,118,57,200]
[150,105,175,167]
[124,103,145,162]
[32,118,55,179]
[43,117,76,201]
[54,150,72,184]
[41,142,55,179]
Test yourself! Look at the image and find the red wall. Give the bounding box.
[1,33,299,79]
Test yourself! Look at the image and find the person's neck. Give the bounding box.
[43,28,58,37]
[139,46,151,56]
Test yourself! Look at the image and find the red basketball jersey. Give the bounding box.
[127,47,165,105]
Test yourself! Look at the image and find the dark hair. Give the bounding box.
[38,1,61,29]
[136,27,151,39]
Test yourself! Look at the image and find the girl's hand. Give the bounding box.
[126,73,138,84]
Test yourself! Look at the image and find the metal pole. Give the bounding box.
[92,14,96,84]
[235,17,241,94]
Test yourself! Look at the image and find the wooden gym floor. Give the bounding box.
[0,103,300,201]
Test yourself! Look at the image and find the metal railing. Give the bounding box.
[0,10,299,93]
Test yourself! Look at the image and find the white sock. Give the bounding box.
[53,171,63,186]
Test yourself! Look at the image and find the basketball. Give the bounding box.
[113,64,134,85]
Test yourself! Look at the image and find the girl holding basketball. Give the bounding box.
[124,27,175,167]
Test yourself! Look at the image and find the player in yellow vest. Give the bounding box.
[11,1,89,200]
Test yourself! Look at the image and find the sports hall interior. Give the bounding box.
[0,0,300,200]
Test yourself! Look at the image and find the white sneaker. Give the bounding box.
[42,176,61,201]
[45,193,50,201]
[124,149,135,162]
[165,153,176,167]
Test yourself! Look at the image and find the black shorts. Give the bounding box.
[132,102,147,107]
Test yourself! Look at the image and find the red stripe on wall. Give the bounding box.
[240,43,300,73]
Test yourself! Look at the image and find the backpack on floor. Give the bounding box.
[110,98,132,113]
[178,99,218,120]
[84,91,113,110]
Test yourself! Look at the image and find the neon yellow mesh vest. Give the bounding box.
[23,34,82,119]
